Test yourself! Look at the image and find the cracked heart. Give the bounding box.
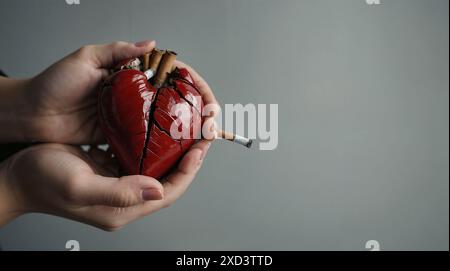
[98,51,203,179]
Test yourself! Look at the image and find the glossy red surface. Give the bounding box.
[98,67,203,179]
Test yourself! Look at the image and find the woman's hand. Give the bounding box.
[17,40,156,144]
[0,140,211,230]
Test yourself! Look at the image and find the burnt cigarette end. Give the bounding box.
[149,48,164,72]
[246,139,253,149]
[233,134,252,149]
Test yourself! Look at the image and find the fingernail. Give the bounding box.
[135,40,154,47]
[142,188,163,201]
[200,143,211,161]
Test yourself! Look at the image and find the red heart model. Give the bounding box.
[98,55,203,179]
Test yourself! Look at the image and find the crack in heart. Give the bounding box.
[139,85,161,175]
[100,67,203,179]
[172,79,202,116]
[138,77,199,175]
[152,117,182,142]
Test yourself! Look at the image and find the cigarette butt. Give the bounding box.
[149,48,164,73]
[142,53,150,70]
[154,50,177,88]
[115,58,141,71]
[216,130,253,148]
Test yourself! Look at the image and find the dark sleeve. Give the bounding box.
[0,69,6,77]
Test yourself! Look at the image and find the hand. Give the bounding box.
[0,140,211,230]
[0,41,220,144]
[23,40,156,144]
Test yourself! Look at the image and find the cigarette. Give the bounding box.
[154,50,177,88]
[142,53,150,70]
[144,69,155,80]
[216,130,253,148]
[148,48,164,72]
[113,58,141,72]
[143,48,166,80]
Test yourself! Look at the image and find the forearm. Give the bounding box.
[0,77,37,142]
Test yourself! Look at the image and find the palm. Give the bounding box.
[9,143,138,230]
[32,55,106,144]
[10,144,116,212]
[8,139,209,231]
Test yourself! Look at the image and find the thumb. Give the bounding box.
[77,40,156,69]
[79,174,164,208]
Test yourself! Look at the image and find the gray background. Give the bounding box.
[0,0,448,250]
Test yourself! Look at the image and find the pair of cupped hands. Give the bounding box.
[0,40,218,230]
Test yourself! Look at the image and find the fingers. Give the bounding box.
[71,140,212,231]
[76,174,164,208]
[75,40,156,69]
[143,139,212,212]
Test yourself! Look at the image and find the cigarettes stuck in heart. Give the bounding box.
[100,48,253,178]
[142,48,165,80]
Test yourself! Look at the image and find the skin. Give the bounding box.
[0,40,219,230]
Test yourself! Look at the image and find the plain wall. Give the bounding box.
[0,0,448,250]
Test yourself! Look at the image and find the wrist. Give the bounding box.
[0,77,38,142]
[0,159,25,227]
